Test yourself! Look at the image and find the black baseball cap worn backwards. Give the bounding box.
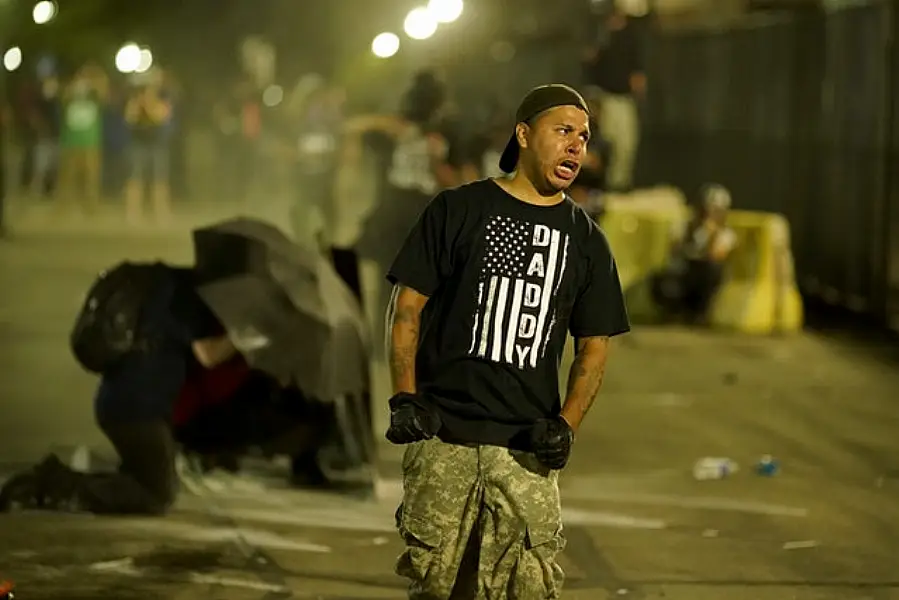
[498,84,591,174]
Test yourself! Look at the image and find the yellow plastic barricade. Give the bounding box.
[709,210,803,334]
[600,198,689,322]
[600,200,803,333]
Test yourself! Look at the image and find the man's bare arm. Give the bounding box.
[191,335,237,368]
[386,285,430,395]
[561,336,611,433]
[344,114,406,138]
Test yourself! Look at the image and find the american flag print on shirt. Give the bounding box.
[468,215,571,370]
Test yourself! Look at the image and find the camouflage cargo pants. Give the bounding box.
[395,438,564,599]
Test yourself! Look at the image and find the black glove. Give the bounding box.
[385,393,442,445]
[530,416,574,470]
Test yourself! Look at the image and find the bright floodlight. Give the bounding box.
[371,32,400,58]
[427,0,463,23]
[404,7,437,40]
[134,48,153,73]
[115,43,141,73]
[262,85,284,107]
[32,0,56,24]
[3,47,22,72]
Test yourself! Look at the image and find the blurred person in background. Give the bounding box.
[466,102,511,180]
[103,82,133,200]
[652,184,737,324]
[285,77,344,249]
[432,97,478,184]
[18,76,61,199]
[347,69,463,264]
[173,359,334,487]
[214,77,262,205]
[343,69,464,353]
[57,64,108,214]
[567,114,611,220]
[582,3,645,191]
[123,70,174,224]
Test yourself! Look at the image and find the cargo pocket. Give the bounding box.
[401,439,428,473]
[521,521,565,599]
[395,509,444,584]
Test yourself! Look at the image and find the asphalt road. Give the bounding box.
[1,208,898,599]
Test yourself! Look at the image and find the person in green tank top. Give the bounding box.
[57,65,107,214]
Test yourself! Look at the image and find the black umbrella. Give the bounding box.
[191,218,370,401]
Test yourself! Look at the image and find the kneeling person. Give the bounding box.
[0,263,235,515]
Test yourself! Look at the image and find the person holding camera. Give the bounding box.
[123,71,173,224]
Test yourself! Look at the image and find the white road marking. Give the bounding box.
[561,487,808,518]
[561,509,666,530]
[783,540,819,550]
[111,520,332,553]
[90,557,291,593]
[89,557,141,574]
[187,573,290,593]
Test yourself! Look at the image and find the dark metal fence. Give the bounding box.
[638,1,899,328]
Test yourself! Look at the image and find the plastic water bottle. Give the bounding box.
[756,455,779,476]
[692,457,738,480]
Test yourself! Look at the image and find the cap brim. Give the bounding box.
[498,134,519,174]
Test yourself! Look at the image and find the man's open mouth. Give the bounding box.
[555,159,580,179]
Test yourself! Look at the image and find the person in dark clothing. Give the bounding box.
[0,266,237,515]
[568,114,612,219]
[465,104,512,180]
[345,69,466,357]
[286,82,344,248]
[172,360,334,487]
[582,6,645,191]
[214,78,261,205]
[652,184,737,323]
[348,69,463,267]
[28,77,62,198]
[384,84,630,596]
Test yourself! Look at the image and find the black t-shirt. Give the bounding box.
[387,179,630,448]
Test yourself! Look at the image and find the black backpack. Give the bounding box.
[70,261,168,374]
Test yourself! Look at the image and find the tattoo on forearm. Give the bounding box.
[389,307,418,374]
[566,338,608,420]
[387,288,423,393]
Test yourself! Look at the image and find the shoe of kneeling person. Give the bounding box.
[0,472,41,512]
[32,454,85,511]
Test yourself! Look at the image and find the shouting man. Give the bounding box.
[384,84,630,598]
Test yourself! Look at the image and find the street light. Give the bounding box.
[32,0,56,25]
[427,0,463,23]
[134,48,153,73]
[3,47,22,72]
[114,42,141,73]
[371,32,400,58]
[262,84,284,107]
[404,7,437,40]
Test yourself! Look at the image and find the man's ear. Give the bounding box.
[515,122,529,150]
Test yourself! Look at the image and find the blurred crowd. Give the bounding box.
[12,62,179,222]
[5,6,646,226]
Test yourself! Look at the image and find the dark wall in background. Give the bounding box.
[636,1,899,330]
